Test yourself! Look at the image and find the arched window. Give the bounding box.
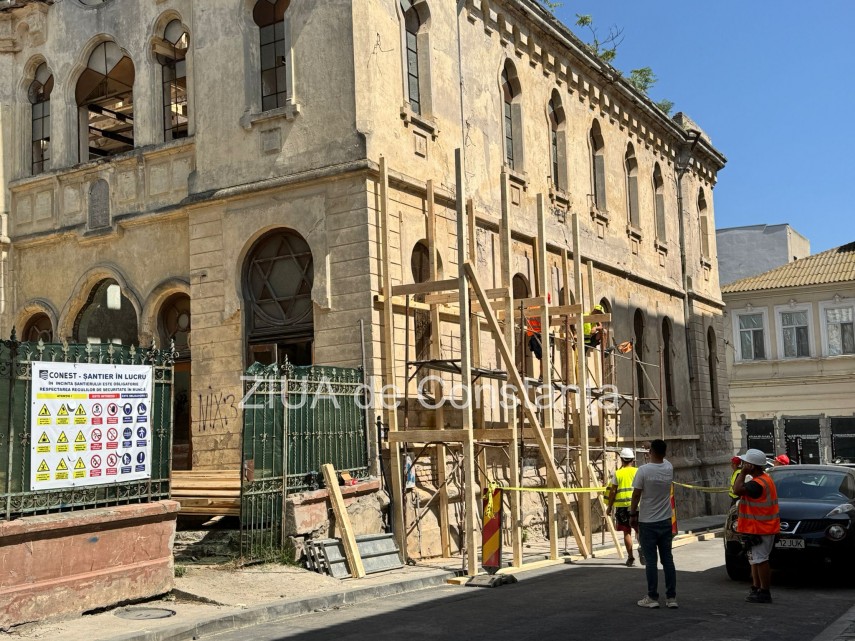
[707,326,720,412]
[653,163,666,242]
[22,312,53,343]
[590,120,606,211]
[244,229,313,366]
[501,61,522,171]
[625,144,639,228]
[158,292,191,358]
[28,63,53,175]
[253,0,290,111]
[157,19,189,141]
[411,241,437,363]
[548,90,566,191]
[599,297,615,386]
[661,317,674,408]
[512,273,532,374]
[73,279,139,345]
[633,309,646,401]
[76,42,135,161]
[400,1,431,116]
[698,188,710,258]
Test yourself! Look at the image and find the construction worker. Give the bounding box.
[606,448,643,567]
[525,293,552,361]
[728,456,741,505]
[773,454,790,466]
[733,448,780,604]
[583,304,605,348]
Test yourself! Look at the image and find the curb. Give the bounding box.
[110,570,454,641]
[811,602,855,641]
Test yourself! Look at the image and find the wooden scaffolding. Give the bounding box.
[376,150,628,576]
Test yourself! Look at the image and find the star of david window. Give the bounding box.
[244,229,314,365]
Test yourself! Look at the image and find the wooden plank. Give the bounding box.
[391,278,458,297]
[171,490,240,498]
[321,463,366,579]
[175,497,241,507]
[424,287,509,306]
[388,429,469,443]
[465,261,590,558]
[178,506,241,515]
[379,156,406,559]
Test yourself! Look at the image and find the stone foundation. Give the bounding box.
[0,500,179,630]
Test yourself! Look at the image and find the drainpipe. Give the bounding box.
[675,130,701,381]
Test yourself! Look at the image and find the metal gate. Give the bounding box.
[784,418,821,464]
[1,337,174,521]
[240,362,369,559]
[746,419,775,457]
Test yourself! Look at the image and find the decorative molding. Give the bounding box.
[400,105,438,140]
[240,103,301,131]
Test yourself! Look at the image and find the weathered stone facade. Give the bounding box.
[0,0,731,546]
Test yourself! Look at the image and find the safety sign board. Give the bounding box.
[30,362,154,491]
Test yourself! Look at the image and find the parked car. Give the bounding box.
[724,464,855,580]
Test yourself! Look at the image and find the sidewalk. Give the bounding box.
[3,515,727,641]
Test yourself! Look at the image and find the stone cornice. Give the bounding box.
[465,0,726,184]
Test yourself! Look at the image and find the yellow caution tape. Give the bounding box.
[496,485,609,494]
[672,481,730,493]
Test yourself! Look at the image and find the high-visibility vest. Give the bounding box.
[526,317,542,337]
[583,307,604,337]
[728,469,740,500]
[612,465,637,508]
[737,474,780,535]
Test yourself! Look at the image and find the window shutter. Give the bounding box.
[627,175,639,227]
[594,154,606,210]
[655,193,666,240]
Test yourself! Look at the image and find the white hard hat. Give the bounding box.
[739,449,767,467]
[619,448,635,460]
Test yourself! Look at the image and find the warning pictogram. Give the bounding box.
[37,431,51,453]
[56,430,69,453]
[56,404,70,426]
[56,459,68,471]
[38,432,50,444]
[75,458,86,469]
[37,460,49,472]
[75,431,86,443]
[36,459,50,481]
[75,405,86,416]
[57,432,69,443]
[39,405,51,417]
[57,404,69,416]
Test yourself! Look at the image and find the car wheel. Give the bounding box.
[725,549,750,581]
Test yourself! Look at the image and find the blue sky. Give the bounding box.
[552,1,854,253]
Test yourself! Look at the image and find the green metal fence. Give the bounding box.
[240,362,369,557]
[1,337,174,521]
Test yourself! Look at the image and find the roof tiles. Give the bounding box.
[722,241,855,294]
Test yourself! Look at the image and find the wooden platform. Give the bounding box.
[171,470,241,516]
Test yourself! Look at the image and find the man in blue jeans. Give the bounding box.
[629,439,676,609]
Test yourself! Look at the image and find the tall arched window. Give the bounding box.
[76,42,135,160]
[599,297,615,386]
[158,292,191,470]
[253,0,290,111]
[73,279,139,345]
[244,229,313,365]
[157,19,189,141]
[400,1,431,116]
[548,90,566,191]
[590,120,606,211]
[512,273,532,374]
[698,188,710,259]
[624,144,639,228]
[501,61,522,171]
[22,312,53,343]
[661,317,674,408]
[411,241,438,363]
[653,163,666,242]
[158,292,191,358]
[633,309,646,401]
[29,63,53,175]
[707,326,720,412]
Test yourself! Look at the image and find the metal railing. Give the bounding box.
[1,337,174,521]
[240,362,370,557]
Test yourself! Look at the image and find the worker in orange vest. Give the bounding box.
[525,293,552,361]
[733,448,780,604]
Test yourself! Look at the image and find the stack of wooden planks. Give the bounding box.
[171,470,241,516]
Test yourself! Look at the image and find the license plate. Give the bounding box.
[775,538,805,549]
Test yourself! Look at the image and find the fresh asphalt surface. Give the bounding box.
[209,540,855,641]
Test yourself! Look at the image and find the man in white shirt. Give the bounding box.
[629,439,676,609]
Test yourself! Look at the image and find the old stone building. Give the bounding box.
[0,0,730,541]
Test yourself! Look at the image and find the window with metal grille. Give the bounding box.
[244,229,314,366]
[29,63,53,175]
[738,312,766,360]
[22,312,53,343]
[780,310,810,358]
[157,20,189,141]
[253,0,290,111]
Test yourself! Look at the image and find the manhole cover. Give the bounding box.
[115,607,176,620]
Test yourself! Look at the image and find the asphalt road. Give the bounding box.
[209,539,855,641]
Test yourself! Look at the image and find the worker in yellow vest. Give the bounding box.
[728,456,741,505]
[606,448,643,567]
